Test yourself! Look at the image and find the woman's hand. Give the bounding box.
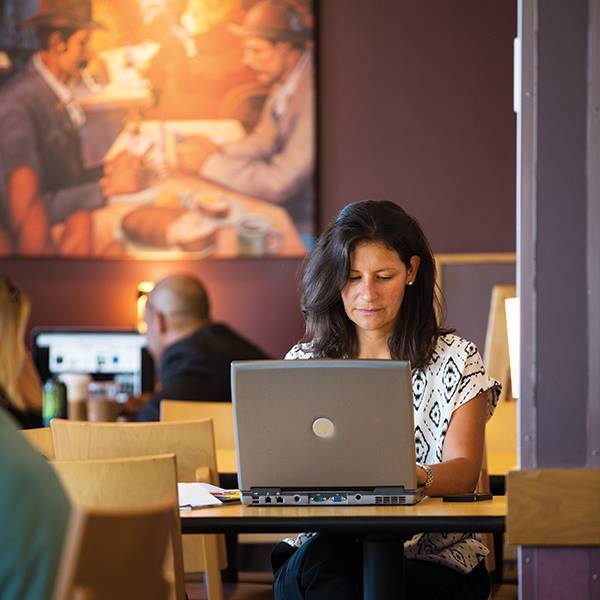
[418,392,489,496]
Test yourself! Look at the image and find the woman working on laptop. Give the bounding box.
[273,200,499,599]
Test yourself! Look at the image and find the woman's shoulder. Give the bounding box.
[284,342,315,360]
[435,333,480,355]
[425,333,482,368]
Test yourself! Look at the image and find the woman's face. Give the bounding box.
[341,241,419,339]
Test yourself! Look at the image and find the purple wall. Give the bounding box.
[318,1,516,252]
[1,0,516,359]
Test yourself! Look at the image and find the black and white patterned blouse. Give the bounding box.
[284,333,501,574]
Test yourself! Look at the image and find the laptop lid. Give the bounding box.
[231,360,417,496]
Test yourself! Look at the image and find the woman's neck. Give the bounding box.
[356,329,392,359]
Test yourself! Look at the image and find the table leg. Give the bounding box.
[363,535,405,600]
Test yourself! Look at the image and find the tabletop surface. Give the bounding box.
[181,496,507,535]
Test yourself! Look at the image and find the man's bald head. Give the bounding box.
[144,274,210,358]
[149,274,210,330]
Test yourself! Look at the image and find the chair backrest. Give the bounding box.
[51,418,218,484]
[482,283,518,475]
[160,400,235,451]
[479,283,518,576]
[483,283,516,403]
[54,501,174,600]
[52,454,185,600]
[50,418,226,595]
[21,427,55,459]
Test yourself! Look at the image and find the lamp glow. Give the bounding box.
[136,281,155,334]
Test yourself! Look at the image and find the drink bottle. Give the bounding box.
[42,377,67,426]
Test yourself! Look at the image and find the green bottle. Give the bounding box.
[42,377,66,426]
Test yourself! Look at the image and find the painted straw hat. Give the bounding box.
[22,0,104,30]
[229,0,311,44]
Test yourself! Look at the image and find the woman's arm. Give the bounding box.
[416,392,488,496]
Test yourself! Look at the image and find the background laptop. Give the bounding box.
[32,328,154,396]
[231,359,424,506]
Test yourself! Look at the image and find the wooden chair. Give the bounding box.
[160,400,235,453]
[52,454,184,599]
[160,400,237,476]
[160,400,286,551]
[53,496,175,599]
[483,284,517,405]
[21,426,55,459]
[51,419,225,600]
[482,284,518,482]
[480,284,518,589]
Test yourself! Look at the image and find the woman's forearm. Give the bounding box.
[417,457,482,496]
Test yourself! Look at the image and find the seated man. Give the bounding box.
[175,0,315,239]
[137,273,269,421]
[0,407,71,597]
[0,0,143,256]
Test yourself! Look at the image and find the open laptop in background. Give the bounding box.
[32,328,155,396]
[231,359,424,506]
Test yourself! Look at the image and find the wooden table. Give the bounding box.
[181,496,507,600]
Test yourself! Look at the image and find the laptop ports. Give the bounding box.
[276,496,284,503]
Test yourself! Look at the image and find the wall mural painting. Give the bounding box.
[0,0,315,259]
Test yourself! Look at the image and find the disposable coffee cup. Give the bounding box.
[58,373,91,421]
[236,213,283,256]
[87,381,119,422]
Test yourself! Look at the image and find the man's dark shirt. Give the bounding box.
[137,322,269,421]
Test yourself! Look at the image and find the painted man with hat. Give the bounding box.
[0,0,143,256]
[176,0,315,242]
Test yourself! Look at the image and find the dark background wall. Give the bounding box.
[1,0,517,359]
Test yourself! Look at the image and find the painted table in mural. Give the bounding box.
[53,120,307,259]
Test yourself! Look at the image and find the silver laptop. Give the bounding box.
[231,360,425,506]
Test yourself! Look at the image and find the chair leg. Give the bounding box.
[170,511,187,600]
[201,534,224,600]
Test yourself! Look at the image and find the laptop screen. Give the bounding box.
[32,328,154,395]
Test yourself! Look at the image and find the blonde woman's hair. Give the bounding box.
[0,276,30,411]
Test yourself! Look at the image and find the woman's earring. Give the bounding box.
[407,280,414,286]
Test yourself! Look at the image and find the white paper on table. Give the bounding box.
[177,482,224,509]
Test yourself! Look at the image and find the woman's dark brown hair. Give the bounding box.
[300,200,452,368]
